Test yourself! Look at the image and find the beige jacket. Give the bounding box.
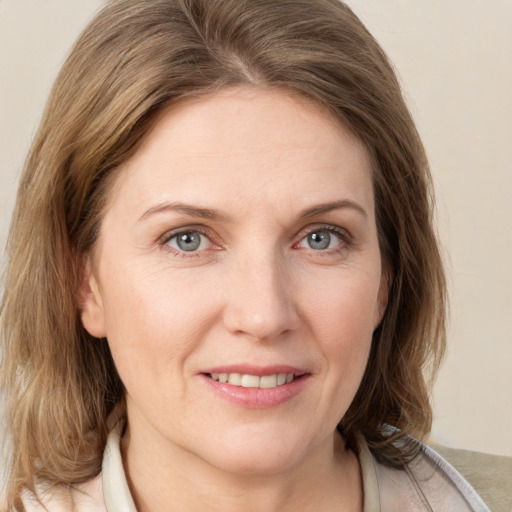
[21,424,510,512]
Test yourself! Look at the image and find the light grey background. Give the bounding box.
[1,1,511,456]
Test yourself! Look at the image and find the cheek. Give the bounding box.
[303,269,381,341]
[291,271,379,429]
[300,268,380,383]
[97,261,219,380]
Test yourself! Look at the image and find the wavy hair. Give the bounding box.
[1,0,446,506]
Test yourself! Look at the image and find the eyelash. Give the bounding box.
[158,224,353,258]
[294,224,352,255]
[159,226,218,259]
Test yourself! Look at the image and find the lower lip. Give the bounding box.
[200,374,310,409]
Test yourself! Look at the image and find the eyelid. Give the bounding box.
[293,224,354,255]
[295,224,352,244]
[158,225,221,254]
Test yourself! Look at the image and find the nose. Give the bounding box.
[222,250,299,342]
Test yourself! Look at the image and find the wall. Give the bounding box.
[1,0,511,456]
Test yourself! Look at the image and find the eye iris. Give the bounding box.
[308,230,331,250]
[176,231,201,251]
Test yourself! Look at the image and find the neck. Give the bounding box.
[121,422,363,512]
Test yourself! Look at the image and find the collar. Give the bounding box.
[100,421,381,511]
[102,420,137,511]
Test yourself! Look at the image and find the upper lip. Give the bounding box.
[201,364,309,377]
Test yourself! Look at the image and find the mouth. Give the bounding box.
[205,372,302,389]
[200,367,310,408]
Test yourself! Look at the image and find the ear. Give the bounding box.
[374,267,391,329]
[78,256,107,338]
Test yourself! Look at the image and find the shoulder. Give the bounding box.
[20,475,105,512]
[366,436,504,511]
[430,443,512,512]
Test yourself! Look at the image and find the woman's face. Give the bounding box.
[82,87,387,474]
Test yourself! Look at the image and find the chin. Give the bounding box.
[208,449,303,476]
[195,424,319,476]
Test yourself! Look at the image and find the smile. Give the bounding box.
[202,369,309,408]
[208,372,296,388]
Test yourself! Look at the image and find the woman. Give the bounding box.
[0,0,504,510]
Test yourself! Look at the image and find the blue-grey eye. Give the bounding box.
[168,231,210,252]
[299,229,340,250]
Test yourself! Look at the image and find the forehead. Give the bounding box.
[105,86,374,219]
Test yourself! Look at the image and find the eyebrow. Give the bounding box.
[298,200,368,220]
[138,202,230,223]
[138,199,368,223]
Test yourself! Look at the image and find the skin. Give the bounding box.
[81,86,388,512]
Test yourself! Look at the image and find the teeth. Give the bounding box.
[228,373,242,386]
[241,374,260,387]
[260,375,277,388]
[209,372,297,388]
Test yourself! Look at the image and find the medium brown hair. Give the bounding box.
[1,0,446,506]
